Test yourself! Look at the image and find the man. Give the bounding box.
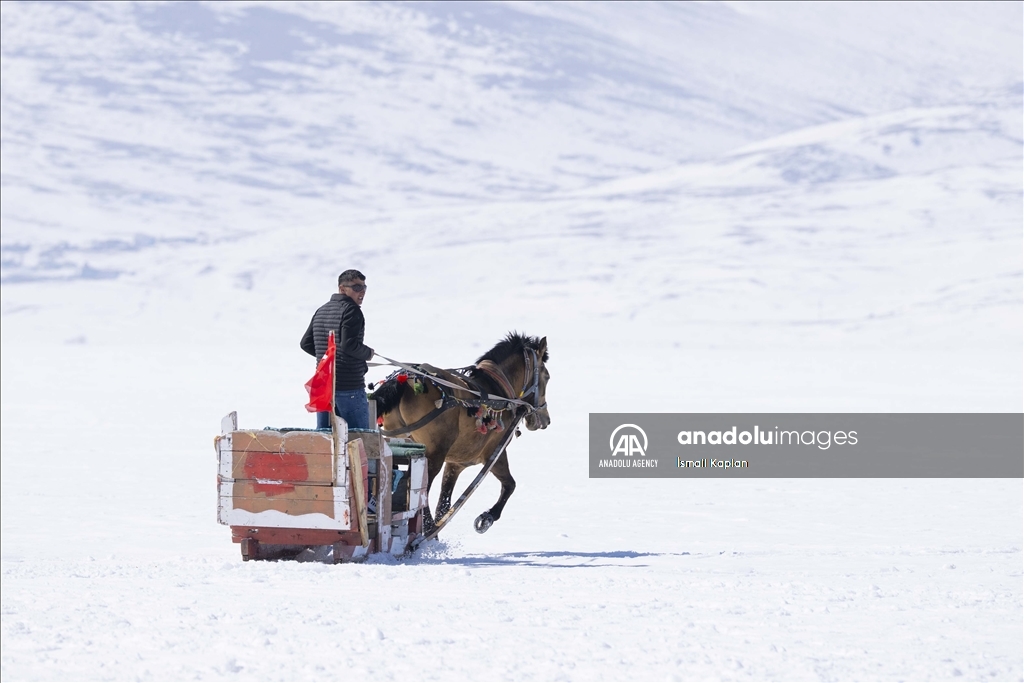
[301,269,375,430]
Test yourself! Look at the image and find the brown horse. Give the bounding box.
[372,333,550,534]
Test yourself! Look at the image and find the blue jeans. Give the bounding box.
[317,389,370,430]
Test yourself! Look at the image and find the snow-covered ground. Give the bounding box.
[2,2,1021,680]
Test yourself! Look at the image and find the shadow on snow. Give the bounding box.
[407,549,691,568]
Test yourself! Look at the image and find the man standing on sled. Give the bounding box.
[301,269,374,430]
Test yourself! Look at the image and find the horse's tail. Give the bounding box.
[370,376,405,416]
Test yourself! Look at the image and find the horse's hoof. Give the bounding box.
[474,512,494,534]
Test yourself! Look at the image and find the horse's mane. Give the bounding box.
[373,332,547,417]
[476,331,548,365]
[370,377,405,416]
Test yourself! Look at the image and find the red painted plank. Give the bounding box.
[230,526,362,545]
[243,452,309,493]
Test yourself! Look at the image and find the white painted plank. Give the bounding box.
[217,492,231,526]
[409,488,428,511]
[334,422,348,486]
[217,433,233,481]
[332,484,350,508]
[221,411,237,434]
[217,501,351,530]
[409,457,428,489]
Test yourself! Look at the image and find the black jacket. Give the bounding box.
[301,293,373,391]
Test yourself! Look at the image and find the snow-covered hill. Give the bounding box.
[2,2,1021,680]
[2,2,1020,256]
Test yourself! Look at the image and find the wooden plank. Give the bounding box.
[240,537,257,561]
[230,430,334,455]
[331,418,348,489]
[217,487,231,527]
[219,479,345,498]
[230,526,361,545]
[217,433,233,481]
[347,437,369,546]
[230,480,334,507]
[218,500,350,530]
[220,430,342,485]
[358,431,382,460]
[218,483,351,530]
[409,488,428,511]
[219,479,347,499]
[409,455,428,490]
[227,450,335,485]
[378,439,392,553]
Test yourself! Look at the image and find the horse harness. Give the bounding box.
[378,348,545,438]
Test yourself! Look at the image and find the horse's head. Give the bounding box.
[523,336,550,431]
[476,332,551,431]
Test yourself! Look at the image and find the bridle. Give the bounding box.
[476,347,546,414]
[517,347,547,414]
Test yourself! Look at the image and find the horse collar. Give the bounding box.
[476,360,517,399]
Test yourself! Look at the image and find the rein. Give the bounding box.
[374,348,545,437]
[375,353,542,412]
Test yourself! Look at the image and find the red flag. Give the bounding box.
[305,331,335,412]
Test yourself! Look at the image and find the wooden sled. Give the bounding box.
[215,410,429,563]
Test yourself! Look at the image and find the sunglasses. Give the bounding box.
[344,283,367,293]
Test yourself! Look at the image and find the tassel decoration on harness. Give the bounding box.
[472,404,508,434]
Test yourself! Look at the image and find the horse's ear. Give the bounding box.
[538,336,548,358]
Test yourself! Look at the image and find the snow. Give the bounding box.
[1,1,1022,680]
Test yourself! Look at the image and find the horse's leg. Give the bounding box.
[474,449,515,534]
[422,449,447,533]
[435,461,466,521]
